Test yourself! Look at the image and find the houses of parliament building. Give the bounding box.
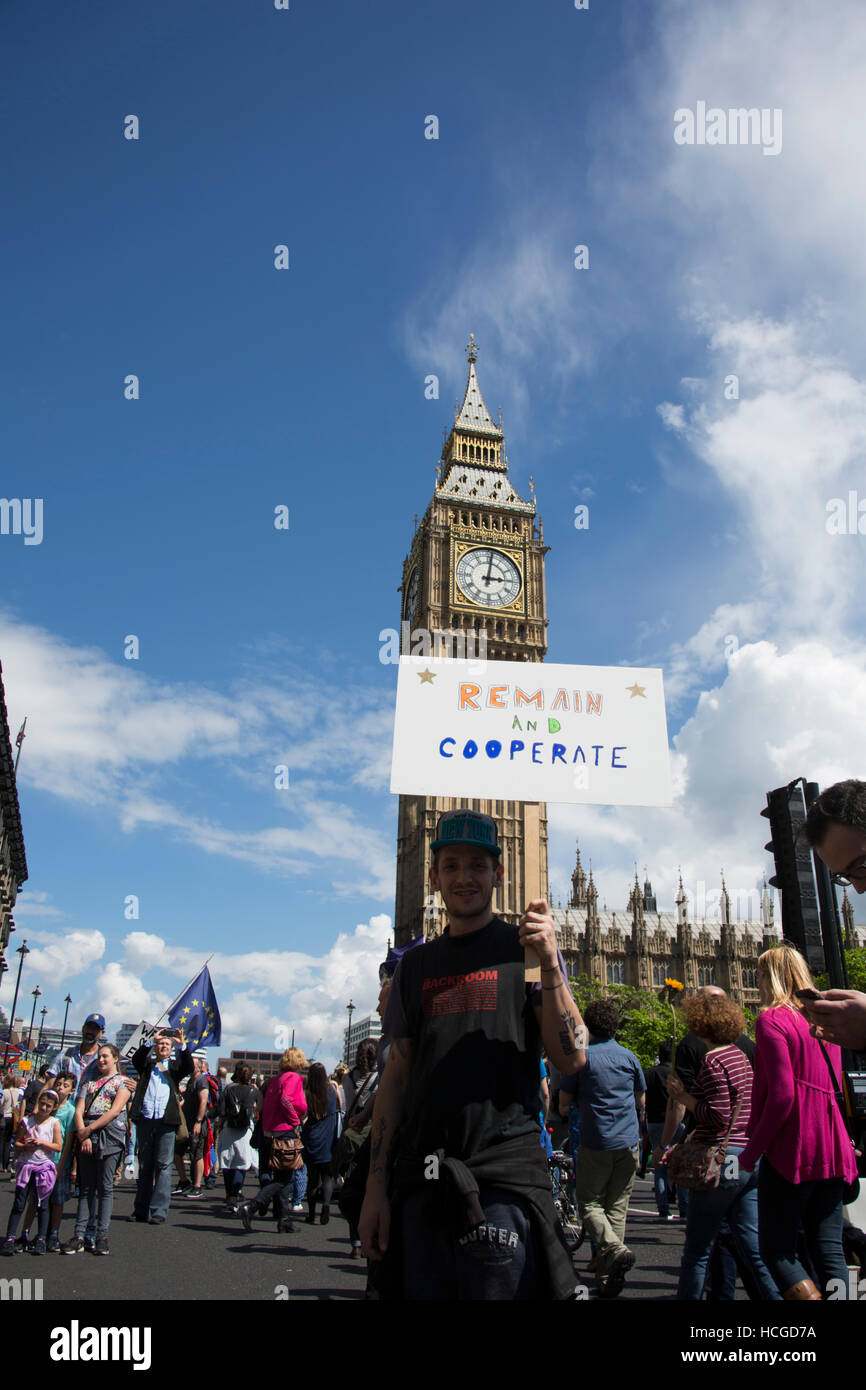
[393,338,863,1007]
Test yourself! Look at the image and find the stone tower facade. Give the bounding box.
[551,842,865,1007]
[394,337,549,945]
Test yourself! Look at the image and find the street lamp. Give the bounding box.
[3,940,29,1067]
[27,986,41,1052]
[345,998,355,1066]
[38,1007,47,1049]
[59,995,72,1051]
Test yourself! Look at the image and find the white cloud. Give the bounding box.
[10,929,106,989]
[0,617,395,898]
[550,637,866,922]
[11,890,65,921]
[116,914,393,1069]
[657,315,866,634]
[86,962,172,1029]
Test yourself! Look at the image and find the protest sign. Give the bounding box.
[390,656,672,806]
[119,1020,154,1065]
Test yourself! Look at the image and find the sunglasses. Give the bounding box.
[829,859,866,887]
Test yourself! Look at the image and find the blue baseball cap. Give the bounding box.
[431,810,501,856]
[83,1014,105,1031]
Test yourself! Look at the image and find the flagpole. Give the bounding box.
[13,718,26,775]
[147,955,215,1035]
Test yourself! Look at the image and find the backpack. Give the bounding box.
[221,1085,253,1130]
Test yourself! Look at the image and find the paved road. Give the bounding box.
[0,1169,748,1302]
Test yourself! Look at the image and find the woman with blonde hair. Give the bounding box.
[239,1048,307,1235]
[739,943,856,1300]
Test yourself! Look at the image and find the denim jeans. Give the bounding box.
[676,1148,781,1300]
[134,1117,177,1220]
[255,1170,294,1223]
[223,1168,245,1200]
[647,1122,688,1217]
[7,1176,51,1240]
[75,1146,123,1240]
[757,1156,850,1296]
[292,1163,307,1204]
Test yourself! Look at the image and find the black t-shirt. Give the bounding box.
[384,917,542,1159]
[182,1074,210,1125]
[644,1063,672,1124]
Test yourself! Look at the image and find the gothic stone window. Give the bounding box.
[697,966,718,987]
[652,963,672,986]
[606,961,626,985]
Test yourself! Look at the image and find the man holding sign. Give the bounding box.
[359,809,586,1299]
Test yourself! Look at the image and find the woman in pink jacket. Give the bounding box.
[239,1048,307,1235]
[739,944,856,1300]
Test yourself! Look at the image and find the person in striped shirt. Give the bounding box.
[666,993,781,1301]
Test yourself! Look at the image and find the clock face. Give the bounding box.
[455,547,522,609]
[404,565,420,623]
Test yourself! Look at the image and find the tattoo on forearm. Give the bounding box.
[557,1009,586,1056]
[369,1116,387,1176]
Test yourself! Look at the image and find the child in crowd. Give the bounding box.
[1,1089,62,1256]
[17,1072,77,1253]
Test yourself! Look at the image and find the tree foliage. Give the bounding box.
[567,974,690,1069]
[814,947,866,993]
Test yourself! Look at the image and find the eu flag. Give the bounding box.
[167,967,221,1048]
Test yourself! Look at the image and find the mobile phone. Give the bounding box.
[795,988,822,1002]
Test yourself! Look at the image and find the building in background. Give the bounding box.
[0,661,27,981]
[344,1013,381,1066]
[115,1023,139,1053]
[218,1049,286,1082]
[553,843,865,1008]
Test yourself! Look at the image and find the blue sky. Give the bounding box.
[2,0,865,1068]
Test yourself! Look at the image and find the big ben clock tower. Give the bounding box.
[394,336,550,945]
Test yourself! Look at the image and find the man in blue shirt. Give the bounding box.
[47,1014,105,1093]
[559,999,645,1298]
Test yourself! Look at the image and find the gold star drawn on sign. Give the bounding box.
[418,669,436,684]
[626,683,647,699]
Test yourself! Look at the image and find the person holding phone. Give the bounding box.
[801,778,866,1050]
[127,1028,194,1225]
[738,944,856,1300]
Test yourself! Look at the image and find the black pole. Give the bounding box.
[804,781,849,992]
[27,988,40,1053]
[59,995,72,1051]
[37,1008,47,1049]
[3,942,28,1068]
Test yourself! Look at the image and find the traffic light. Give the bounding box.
[761,782,825,974]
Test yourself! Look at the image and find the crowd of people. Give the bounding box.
[1,780,865,1300]
[0,1018,384,1262]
